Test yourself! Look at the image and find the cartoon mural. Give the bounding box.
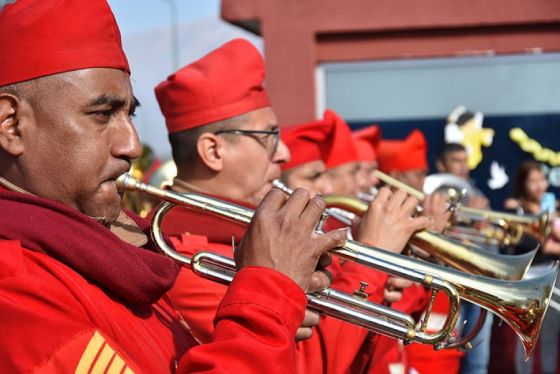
[445,106,495,170]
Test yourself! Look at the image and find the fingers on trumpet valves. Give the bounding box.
[309,253,334,292]
[240,186,343,291]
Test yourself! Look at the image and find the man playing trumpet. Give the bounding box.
[0,1,346,372]
[155,39,431,373]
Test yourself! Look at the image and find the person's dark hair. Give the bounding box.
[513,160,544,199]
[456,112,475,126]
[437,142,466,163]
[168,114,248,169]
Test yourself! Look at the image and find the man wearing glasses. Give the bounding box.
[154,38,431,373]
[155,38,318,342]
[157,39,286,207]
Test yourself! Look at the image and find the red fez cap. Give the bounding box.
[0,0,129,87]
[377,129,428,173]
[322,110,359,169]
[281,118,335,171]
[155,38,271,133]
[353,125,381,162]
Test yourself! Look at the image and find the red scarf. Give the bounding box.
[0,190,179,305]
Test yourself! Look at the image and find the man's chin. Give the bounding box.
[82,199,122,224]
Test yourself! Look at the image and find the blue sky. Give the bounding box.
[108,0,220,36]
[104,0,261,158]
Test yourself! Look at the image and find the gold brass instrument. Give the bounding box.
[118,173,459,347]
[455,207,550,247]
[322,194,535,282]
[374,170,550,247]
[276,179,551,353]
[117,173,557,358]
[315,193,557,357]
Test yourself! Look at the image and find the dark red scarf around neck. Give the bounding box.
[0,190,179,305]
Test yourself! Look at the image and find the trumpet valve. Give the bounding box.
[353,281,369,301]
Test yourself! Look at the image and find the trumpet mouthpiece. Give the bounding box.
[116,173,135,193]
[272,179,293,195]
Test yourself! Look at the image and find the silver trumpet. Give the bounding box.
[117,173,558,358]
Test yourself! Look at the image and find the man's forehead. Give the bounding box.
[56,69,133,101]
[240,106,277,129]
[449,151,467,160]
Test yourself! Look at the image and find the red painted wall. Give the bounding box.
[222,0,560,125]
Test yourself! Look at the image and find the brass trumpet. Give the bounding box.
[322,194,535,282]
[117,173,557,359]
[374,170,550,247]
[456,207,550,247]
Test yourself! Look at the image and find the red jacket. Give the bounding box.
[0,187,310,373]
[0,239,309,373]
[162,205,392,374]
[403,293,464,374]
[364,284,430,374]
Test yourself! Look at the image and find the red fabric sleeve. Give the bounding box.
[170,235,394,373]
[166,236,230,342]
[0,241,148,373]
[178,266,306,373]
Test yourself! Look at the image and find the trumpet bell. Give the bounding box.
[323,194,535,281]
[484,262,558,359]
[325,192,557,357]
[345,238,559,359]
[410,231,537,281]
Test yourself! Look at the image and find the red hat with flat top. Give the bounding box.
[155,38,271,133]
[0,0,129,87]
[321,110,359,169]
[377,129,428,173]
[353,125,382,162]
[281,118,335,171]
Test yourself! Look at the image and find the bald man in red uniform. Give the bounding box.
[155,39,431,373]
[0,1,346,372]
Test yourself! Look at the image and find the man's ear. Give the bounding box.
[0,93,24,156]
[196,132,224,172]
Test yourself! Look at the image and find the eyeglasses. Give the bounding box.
[215,128,280,157]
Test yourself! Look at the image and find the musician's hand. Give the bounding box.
[236,188,347,291]
[384,277,413,304]
[422,192,451,233]
[357,187,431,253]
[295,253,331,341]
